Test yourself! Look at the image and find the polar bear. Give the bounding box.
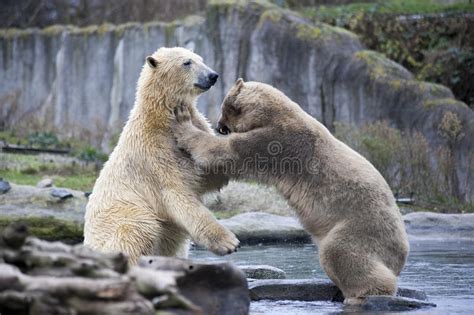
[172,79,409,304]
[84,47,239,265]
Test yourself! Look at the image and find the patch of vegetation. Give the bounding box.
[0,216,84,244]
[0,152,99,191]
[334,121,474,213]
[298,0,474,17]
[299,0,474,107]
[75,145,108,163]
[213,209,243,219]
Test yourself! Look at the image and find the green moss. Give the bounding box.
[72,23,114,37]
[42,25,68,36]
[296,22,357,42]
[0,216,83,243]
[1,28,36,39]
[299,0,474,20]
[423,98,467,110]
[164,23,177,46]
[355,50,412,81]
[258,8,283,27]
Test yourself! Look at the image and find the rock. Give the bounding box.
[0,184,86,242]
[139,256,250,315]
[0,179,11,194]
[404,212,474,241]
[220,212,310,245]
[249,279,342,302]
[249,279,429,303]
[50,188,73,200]
[36,178,54,188]
[397,287,428,301]
[204,182,293,216]
[361,296,436,311]
[238,265,286,279]
[0,222,249,315]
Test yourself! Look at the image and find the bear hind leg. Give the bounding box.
[101,209,160,265]
[319,239,397,304]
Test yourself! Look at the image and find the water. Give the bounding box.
[189,240,474,314]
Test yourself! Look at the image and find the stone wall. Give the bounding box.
[0,0,472,201]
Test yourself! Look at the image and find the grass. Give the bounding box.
[0,169,97,191]
[299,0,474,19]
[0,152,99,191]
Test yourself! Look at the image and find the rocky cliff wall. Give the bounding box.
[0,0,472,201]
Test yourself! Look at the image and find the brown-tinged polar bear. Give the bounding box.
[172,79,409,304]
[84,47,239,265]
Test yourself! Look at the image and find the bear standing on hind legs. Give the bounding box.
[84,47,239,265]
[173,79,409,305]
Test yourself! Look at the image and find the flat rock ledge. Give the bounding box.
[404,212,474,241]
[220,212,311,245]
[249,279,435,311]
[0,222,249,315]
[238,265,286,279]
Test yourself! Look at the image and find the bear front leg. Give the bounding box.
[173,105,234,170]
[164,189,239,255]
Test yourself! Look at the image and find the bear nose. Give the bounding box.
[208,72,219,84]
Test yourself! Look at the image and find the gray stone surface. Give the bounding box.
[404,211,474,241]
[0,179,11,194]
[249,279,429,303]
[220,212,311,244]
[0,184,87,223]
[139,256,249,315]
[238,265,286,279]
[36,178,54,188]
[204,181,293,216]
[0,0,472,202]
[361,296,436,311]
[50,188,73,200]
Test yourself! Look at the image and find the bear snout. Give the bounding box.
[208,72,219,85]
[194,72,219,90]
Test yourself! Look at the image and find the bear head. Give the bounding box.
[216,79,295,135]
[144,47,219,103]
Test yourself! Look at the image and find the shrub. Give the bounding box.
[334,121,466,206]
[76,146,108,163]
[28,132,60,149]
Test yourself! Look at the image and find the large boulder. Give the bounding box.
[404,212,474,241]
[204,181,293,216]
[139,256,249,315]
[0,222,250,315]
[220,212,311,245]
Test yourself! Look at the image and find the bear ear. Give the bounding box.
[146,56,159,68]
[234,78,245,93]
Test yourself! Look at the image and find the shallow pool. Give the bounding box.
[189,240,474,314]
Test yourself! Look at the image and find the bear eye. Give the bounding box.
[183,60,192,66]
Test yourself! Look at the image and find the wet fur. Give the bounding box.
[84,47,238,265]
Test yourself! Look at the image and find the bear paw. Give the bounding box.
[174,103,192,124]
[208,230,240,256]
